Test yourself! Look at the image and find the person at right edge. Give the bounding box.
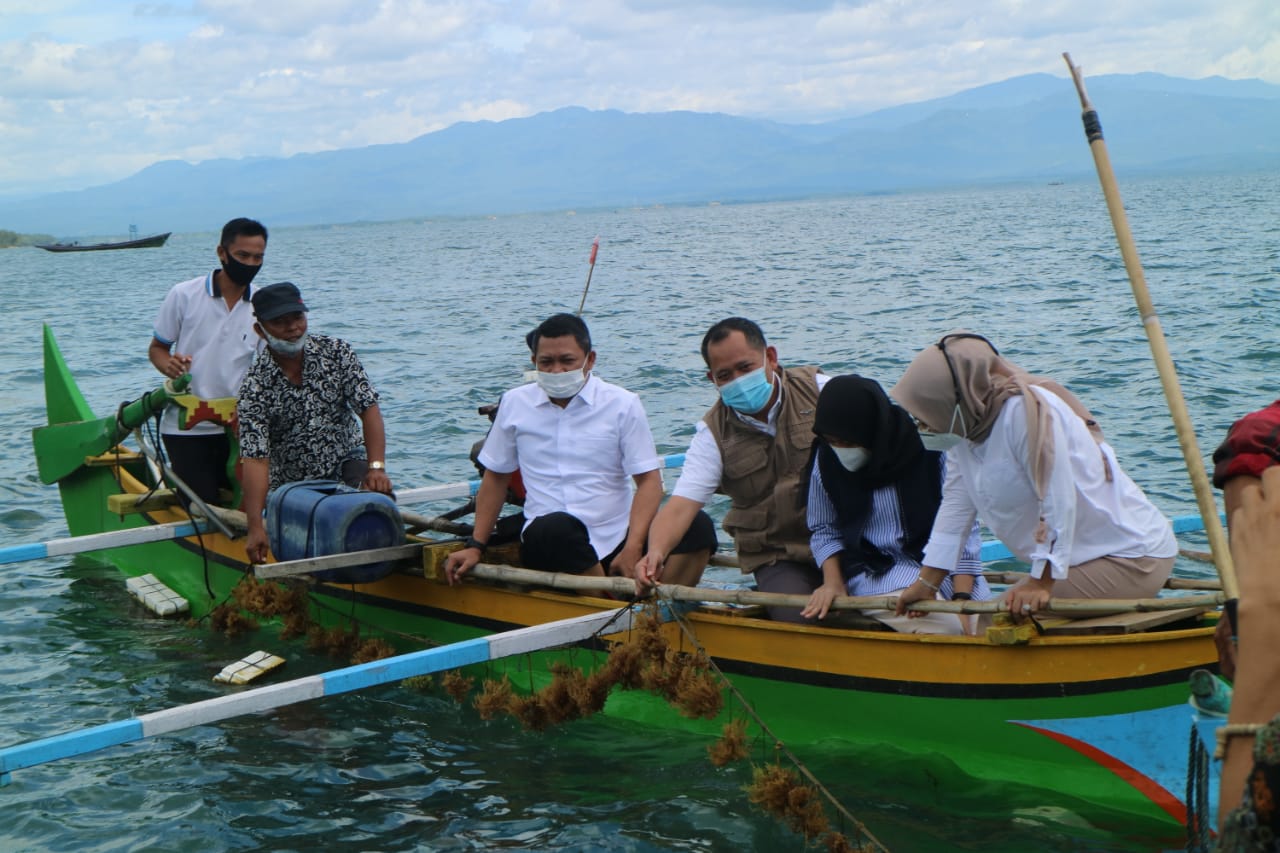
[1210,396,1280,683]
[1214,465,1280,840]
[890,332,1176,624]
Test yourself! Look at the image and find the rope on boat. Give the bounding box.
[1185,722,1213,853]
[132,425,221,599]
[658,589,891,853]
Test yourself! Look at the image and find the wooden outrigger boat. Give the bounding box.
[21,324,1221,841]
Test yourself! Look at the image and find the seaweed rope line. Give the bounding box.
[492,600,636,696]
[656,590,890,853]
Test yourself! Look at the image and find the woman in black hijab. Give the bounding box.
[802,375,989,633]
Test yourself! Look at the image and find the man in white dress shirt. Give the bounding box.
[444,313,715,586]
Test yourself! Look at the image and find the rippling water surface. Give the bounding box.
[3,172,1279,851]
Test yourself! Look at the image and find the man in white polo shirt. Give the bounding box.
[444,313,715,587]
[148,217,267,505]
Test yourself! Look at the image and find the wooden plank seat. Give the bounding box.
[108,489,183,514]
[85,448,145,466]
[1037,605,1212,636]
[107,488,235,516]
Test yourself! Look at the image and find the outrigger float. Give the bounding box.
[0,323,1228,842]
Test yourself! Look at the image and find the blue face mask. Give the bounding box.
[718,367,774,414]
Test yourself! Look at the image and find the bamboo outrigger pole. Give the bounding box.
[1062,54,1238,608]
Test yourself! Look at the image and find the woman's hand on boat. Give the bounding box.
[443,547,481,585]
[801,581,844,620]
[1006,576,1053,621]
[245,527,271,564]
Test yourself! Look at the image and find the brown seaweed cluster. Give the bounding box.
[434,607,877,851]
[400,675,434,691]
[439,607,724,732]
[441,669,475,703]
[746,764,871,852]
[306,623,356,657]
[204,576,395,664]
[205,603,259,638]
[474,675,516,719]
[203,576,313,640]
[707,719,750,767]
[748,764,829,839]
[351,638,397,664]
[600,610,723,719]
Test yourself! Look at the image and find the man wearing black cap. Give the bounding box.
[237,281,392,563]
[148,217,267,505]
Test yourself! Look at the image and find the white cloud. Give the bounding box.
[0,0,1277,197]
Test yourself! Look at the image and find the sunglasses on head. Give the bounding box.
[934,333,998,408]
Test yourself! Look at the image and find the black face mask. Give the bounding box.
[221,252,261,288]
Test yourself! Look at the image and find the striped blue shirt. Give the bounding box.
[807,457,991,599]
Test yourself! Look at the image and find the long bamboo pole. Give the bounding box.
[1062,54,1237,605]
[464,563,1221,616]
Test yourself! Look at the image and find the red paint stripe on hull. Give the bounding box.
[1014,722,1188,825]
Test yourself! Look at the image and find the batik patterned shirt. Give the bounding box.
[237,334,379,490]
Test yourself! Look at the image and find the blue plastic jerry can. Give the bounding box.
[266,479,403,584]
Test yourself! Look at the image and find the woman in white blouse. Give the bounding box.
[889,332,1176,620]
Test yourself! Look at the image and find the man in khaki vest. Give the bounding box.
[638,317,828,621]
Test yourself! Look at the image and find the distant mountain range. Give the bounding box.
[6,72,1280,237]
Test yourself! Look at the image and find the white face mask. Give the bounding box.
[536,367,588,400]
[917,403,967,452]
[830,446,870,472]
[262,328,308,357]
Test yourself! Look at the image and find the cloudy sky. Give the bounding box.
[2,0,1277,197]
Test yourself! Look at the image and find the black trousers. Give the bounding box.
[519,509,718,575]
[161,433,232,505]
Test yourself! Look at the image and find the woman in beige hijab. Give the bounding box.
[888,333,1176,620]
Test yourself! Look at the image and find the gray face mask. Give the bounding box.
[262,328,308,357]
[917,403,967,452]
[919,431,963,452]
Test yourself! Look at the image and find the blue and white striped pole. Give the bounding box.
[0,606,642,785]
[0,519,210,565]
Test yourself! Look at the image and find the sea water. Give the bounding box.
[1,171,1278,851]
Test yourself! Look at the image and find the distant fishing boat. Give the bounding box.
[36,225,170,253]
